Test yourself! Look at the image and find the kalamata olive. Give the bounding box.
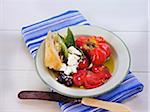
[57,72,66,84]
[57,72,73,87]
[64,77,73,87]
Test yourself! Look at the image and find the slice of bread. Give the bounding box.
[44,32,62,70]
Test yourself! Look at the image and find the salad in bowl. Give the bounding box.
[35,26,130,97]
[44,28,112,89]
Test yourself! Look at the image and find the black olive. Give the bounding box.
[57,73,66,84]
[57,72,73,87]
[64,77,73,87]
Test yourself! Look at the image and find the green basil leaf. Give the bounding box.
[65,28,75,47]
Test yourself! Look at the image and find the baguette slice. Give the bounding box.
[44,32,62,70]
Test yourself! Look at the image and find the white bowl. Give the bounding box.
[35,25,131,98]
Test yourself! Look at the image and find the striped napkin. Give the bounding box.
[21,10,144,112]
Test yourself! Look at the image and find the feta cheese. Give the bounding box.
[59,46,82,75]
[64,66,73,75]
[60,63,77,75]
[71,65,77,73]
[68,46,82,55]
[73,54,80,60]
[67,54,79,66]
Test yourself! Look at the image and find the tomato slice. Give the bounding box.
[92,65,112,79]
[84,71,104,89]
[75,36,89,48]
[91,65,106,73]
[90,48,107,65]
[78,58,89,70]
[96,36,106,43]
[73,68,111,89]
[73,70,87,86]
[98,43,111,58]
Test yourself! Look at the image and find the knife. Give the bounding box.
[18,91,131,112]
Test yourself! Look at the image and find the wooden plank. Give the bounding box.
[0,0,3,28]
[115,32,148,72]
[2,0,148,31]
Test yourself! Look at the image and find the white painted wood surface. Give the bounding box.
[0,0,149,112]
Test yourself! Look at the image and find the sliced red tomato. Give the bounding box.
[89,48,107,65]
[72,70,87,86]
[98,43,111,58]
[84,71,104,89]
[96,36,106,43]
[91,65,106,73]
[92,65,112,79]
[75,35,110,66]
[78,58,89,70]
[75,36,89,48]
[74,35,112,89]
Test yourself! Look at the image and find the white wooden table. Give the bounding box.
[0,0,149,112]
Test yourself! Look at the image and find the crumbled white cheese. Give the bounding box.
[64,66,73,75]
[73,54,80,60]
[68,46,82,55]
[60,64,77,75]
[67,53,80,66]
[59,46,82,75]
[71,65,77,73]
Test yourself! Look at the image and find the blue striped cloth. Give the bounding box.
[21,10,144,112]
